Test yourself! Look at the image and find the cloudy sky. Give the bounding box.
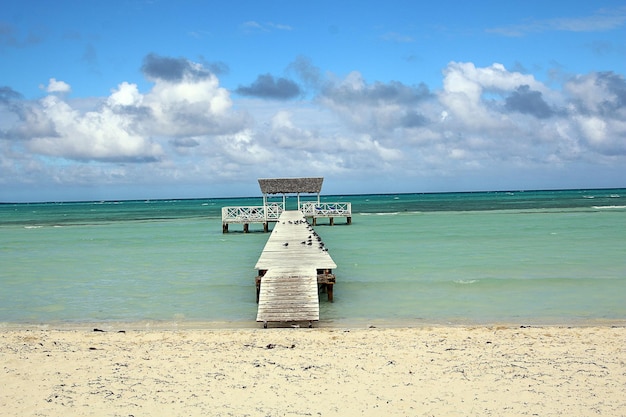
[1,0,625,202]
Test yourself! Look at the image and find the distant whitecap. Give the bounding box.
[593,205,626,210]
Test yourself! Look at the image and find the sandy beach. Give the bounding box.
[1,325,625,417]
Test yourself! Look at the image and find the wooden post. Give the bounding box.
[256,272,265,303]
[347,216,352,225]
[327,284,334,302]
[330,217,334,226]
[263,222,268,233]
[222,223,229,233]
[244,223,249,233]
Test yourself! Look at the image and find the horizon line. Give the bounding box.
[1,186,624,205]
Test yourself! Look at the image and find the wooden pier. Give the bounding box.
[255,210,337,328]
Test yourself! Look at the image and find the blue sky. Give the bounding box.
[1,0,625,202]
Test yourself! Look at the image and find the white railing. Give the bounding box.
[221,203,284,223]
[300,202,352,217]
[222,201,351,223]
[264,202,283,220]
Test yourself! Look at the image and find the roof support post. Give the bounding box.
[261,193,266,221]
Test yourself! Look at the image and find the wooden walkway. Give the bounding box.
[255,210,337,327]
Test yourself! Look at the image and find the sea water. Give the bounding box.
[1,189,625,326]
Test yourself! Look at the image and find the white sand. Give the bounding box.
[2,326,625,416]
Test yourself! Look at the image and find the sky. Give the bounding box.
[1,0,625,202]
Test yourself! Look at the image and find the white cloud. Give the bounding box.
[2,59,625,201]
[565,72,625,115]
[107,82,143,107]
[578,116,607,144]
[445,62,547,94]
[269,110,319,149]
[440,62,537,131]
[563,72,626,155]
[217,129,273,165]
[574,115,626,155]
[4,61,246,164]
[28,95,163,162]
[144,73,237,137]
[40,78,71,93]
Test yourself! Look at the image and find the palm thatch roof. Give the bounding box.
[258,177,324,194]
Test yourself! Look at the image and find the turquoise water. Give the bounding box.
[1,189,625,326]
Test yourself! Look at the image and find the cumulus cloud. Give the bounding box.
[26,95,163,162]
[107,81,143,107]
[442,62,548,97]
[309,61,626,175]
[232,61,625,182]
[438,62,555,131]
[141,53,213,82]
[505,85,555,118]
[40,78,71,94]
[0,86,22,102]
[204,60,230,76]
[317,71,432,136]
[323,74,431,105]
[269,110,317,148]
[143,76,230,136]
[2,57,626,200]
[111,55,246,139]
[401,111,429,128]
[565,71,626,116]
[236,74,301,100]
[1,54,247,164]
[2,100,56,140]
[170,137,199,148]
[564,71,626,155]
[218,129,274,165]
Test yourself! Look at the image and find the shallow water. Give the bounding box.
[1,189,625,326]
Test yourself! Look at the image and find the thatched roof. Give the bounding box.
[258,177,324,194]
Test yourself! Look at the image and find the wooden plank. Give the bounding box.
[254,211,336,270]
[255,210,339,324]
[256,268,319,323]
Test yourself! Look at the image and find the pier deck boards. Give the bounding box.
[255,210,337,326]
[256,268,319,323]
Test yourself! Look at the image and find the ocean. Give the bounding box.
[1,189,625,327]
